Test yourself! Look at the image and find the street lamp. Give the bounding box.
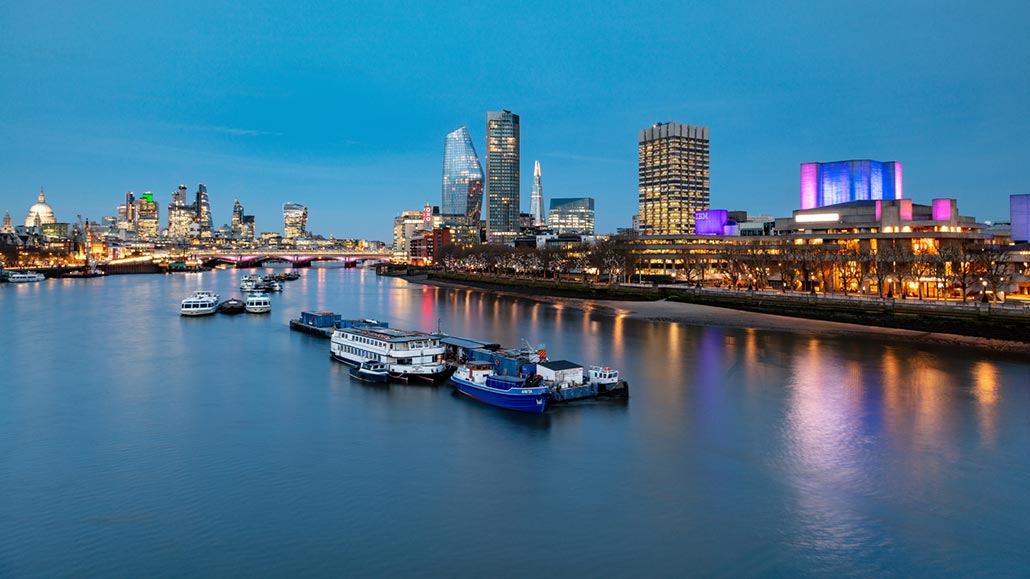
[886,276,893,298]
[981,279,989,303]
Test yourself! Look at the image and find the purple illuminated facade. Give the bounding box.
[800,160,903,209]
[1012,194,1030,243]
[695,209,734,235]
[932,198,954,221]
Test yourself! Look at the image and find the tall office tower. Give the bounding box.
[231,199,245,238]
[441,126,484,221]
[548,197,595,235]
[167,184,194,241]
[800,160,903,209]
[118,191,137,230]
[241,215,256,240]
[485,110,520,243]
[638,122,710,235]
[283,202,308,239]
[194,183,213,237]
[530,160,544,226]
[136,192,159,239]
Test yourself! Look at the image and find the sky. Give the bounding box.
[1,1,1027,241]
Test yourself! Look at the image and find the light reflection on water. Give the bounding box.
[1,270,1029,576]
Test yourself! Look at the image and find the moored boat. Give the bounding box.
[5,271,46,283]
[349,360,390,383]
[329,325,452,383]
[180,290,220,316]
[245,293,272,313]
[450,362,551,413]
[218,298,246,315]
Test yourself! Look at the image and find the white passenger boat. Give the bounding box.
[245,293,272,313]
[5,271,46,283]
[180,291,220,316]
[240,274,261,291]
[329,326,452,383]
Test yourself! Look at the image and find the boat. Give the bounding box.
[240,274,261,291]
[349,360,390,383]
[4,271,46,283]
[218,298,246,315]
[245,293,272,314]
[450,362,551,413]
[180,290,220,316]
[535,360,630,402]
[290,312,387,338]
[329,326,452,383]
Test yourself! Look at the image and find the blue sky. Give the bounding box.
[1,1,1026,241]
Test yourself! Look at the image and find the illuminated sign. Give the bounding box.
[422,206,433,223]
[795,213,840,223]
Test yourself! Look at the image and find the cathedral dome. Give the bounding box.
[25,188,56,227]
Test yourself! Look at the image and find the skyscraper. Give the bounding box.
[231,199,245,238]
[530,160,544,226]
[441,126,484,222]
[485,110,520,243]
[638,122,710,235]
[167,184,193,241]
[137,192,159,239]
[548,197,595,235]
[194,183,213,237]
[799,160,903,209]
[283,202,308,239]
[118,191,137,230]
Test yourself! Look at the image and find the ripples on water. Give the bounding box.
[1,270,1028,577]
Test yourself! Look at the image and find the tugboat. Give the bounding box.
[218,298,246,315]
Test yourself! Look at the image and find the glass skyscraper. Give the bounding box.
[485,110,520,243]
[194,183,213,237]
[283,202,308,240]
[800,160,903,209]
[530,160,544,226]
[638,122,710,235]
[548,197,595,235]
[441,126,484,222]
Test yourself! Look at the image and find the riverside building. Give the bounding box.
[638,122,710,236]
[485,110,520,244]
[548,197,595,235]
[800,160,902,210]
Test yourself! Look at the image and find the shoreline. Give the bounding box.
[410,275,1030,356]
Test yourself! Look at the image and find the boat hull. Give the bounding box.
[451,375,550,414]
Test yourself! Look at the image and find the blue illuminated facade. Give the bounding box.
[1012,194,1030,243]
[800,160,903,209]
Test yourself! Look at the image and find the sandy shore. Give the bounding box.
[414,277,1030,356]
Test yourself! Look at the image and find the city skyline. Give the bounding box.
[2,2,1027,241]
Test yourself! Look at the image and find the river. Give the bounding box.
[1,268,1028,577]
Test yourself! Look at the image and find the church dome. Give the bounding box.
[25,188,56,227]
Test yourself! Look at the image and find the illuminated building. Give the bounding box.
[638,122,710,235]
[1012,194,1030,243]
[800,160,902,210]
[167,184,193,241]
[118,191,137,230]
[530,160,544,226]
[409,228,452,266]
[547,197,595,235]
[283,202,308,240]
[485,110,520,243]
[25,187,57,228]
[393,210,428,263]
[231,199,245,238]
[137,192,159,239]
[194,184,213,237]
[442,126,484,222]
[2,210,15,234]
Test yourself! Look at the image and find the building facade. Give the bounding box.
[485,110,520,243]
[393,210,428,263]
[194,184,213,237]
[800,160,902,210]
[548,197,595,235]
[167,185,193,241]
[1011,194,1030,243]
[25,188,57,228]
[283,202,308,240]
[441,126,484,222]
[137,192,159,239]
[409,228,452,266]
[638,122,710,236]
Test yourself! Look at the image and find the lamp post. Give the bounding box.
[886,276,893,299]
[981,279,989,303]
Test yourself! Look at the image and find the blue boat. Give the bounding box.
[450,362,550,414]
[349,360,389,383]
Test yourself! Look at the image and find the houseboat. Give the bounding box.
[329,326,451,383]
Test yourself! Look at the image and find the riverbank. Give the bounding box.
[411,273,1030,356]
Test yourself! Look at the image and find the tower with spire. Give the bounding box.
[530,160,544,226]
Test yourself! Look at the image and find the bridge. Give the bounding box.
[185,250,392,268]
